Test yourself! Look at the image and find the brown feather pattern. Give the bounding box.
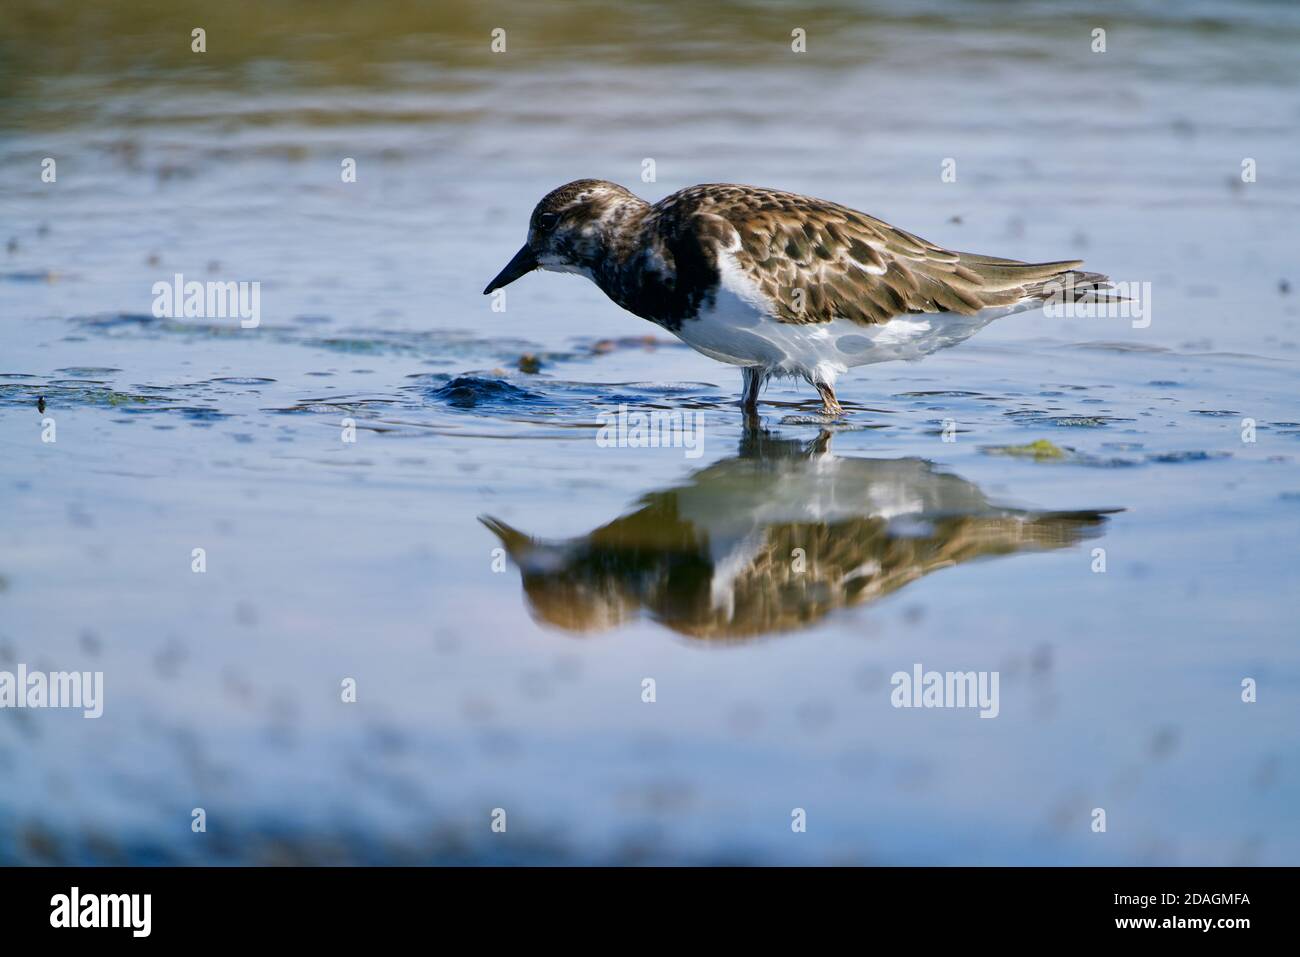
[651,184,1088,327]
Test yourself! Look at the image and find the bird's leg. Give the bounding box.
[804,429,833,456]
[815,381,844,418]
[740,367,763,416]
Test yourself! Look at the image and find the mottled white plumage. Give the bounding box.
[485,180,1112,416]
[681,246,1038,379]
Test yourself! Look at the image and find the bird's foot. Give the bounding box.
[815,382,845,419]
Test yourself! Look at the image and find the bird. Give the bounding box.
[481,428,1116,639]
[484,180,1113,417]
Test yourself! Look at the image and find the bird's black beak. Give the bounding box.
[483,244,538,294]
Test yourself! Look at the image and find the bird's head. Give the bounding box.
[483,179,646,294]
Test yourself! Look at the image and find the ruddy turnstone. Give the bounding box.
[484,180,1111,416]
[481,431,1114,638]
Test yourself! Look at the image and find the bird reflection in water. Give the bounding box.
[481,429,1117,640]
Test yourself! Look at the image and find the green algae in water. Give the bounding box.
[981,439,1069,460]
[0,381,175,410]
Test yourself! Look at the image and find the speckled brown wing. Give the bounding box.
[660,184,1085,326]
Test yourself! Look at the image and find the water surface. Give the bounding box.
[1,0,1298,864]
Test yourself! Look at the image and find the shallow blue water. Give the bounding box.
[1,0,1298,864]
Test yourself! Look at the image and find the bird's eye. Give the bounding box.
[536,212,559,231]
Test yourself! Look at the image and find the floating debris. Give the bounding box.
[587,335,680,354]
[1145,450,1231,464]
[1046,416,1110,427]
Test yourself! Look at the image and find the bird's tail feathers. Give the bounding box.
[1024,269,1126,304]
